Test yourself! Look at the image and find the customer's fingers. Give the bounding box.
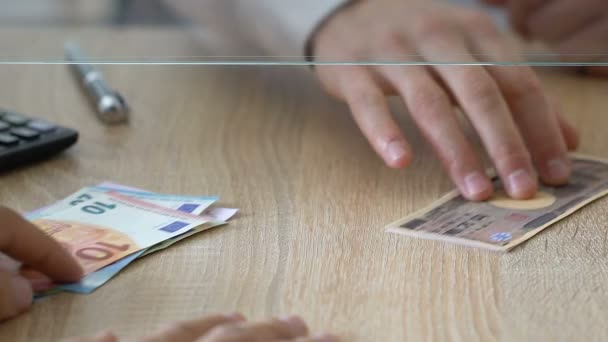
[0,252,19,272]
[141,313,246,342]
[466,19,571,185]
[199,315,309,342]
[279,335,339,342]
[374,38,492,200]
[0,271,32,321]
[330,66,413,168]
[65,331,119,342]
[0,207,82,282]
[415,19,538,199]
[19,269,54,292]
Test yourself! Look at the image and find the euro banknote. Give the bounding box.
[59,208,238,294]
[28,185,218,219]
[31,183,238,294]
[30,190,214,275]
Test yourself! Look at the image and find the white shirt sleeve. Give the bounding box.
[232,0,350,57]
[168,0,350,58]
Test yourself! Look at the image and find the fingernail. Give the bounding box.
[507,169,536,198]
[224,312,246,321]
[279,315,307,332]
[386,141,407,164]
[547,158,571,182]
[11,275,33,312]
[464,172,491,199]
[313,333,339,342]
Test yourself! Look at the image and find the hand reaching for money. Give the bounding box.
[312,0,579,201]
[0,207,82,321]
[68,313,338,342]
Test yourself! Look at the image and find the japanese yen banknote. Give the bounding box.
[387,155,608,252]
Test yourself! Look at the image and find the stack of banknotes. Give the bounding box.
[23,182,237,296]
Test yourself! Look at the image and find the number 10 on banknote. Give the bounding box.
[386,155,608,252]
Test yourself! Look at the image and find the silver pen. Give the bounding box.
[65,42,129,124]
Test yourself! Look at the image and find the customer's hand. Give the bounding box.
[0,206,82,321]
[312,0,579,201]
[68,314,337,342]
[484,0,608,76]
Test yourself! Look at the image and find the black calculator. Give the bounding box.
[0,110,78,171]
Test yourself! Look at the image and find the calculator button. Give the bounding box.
[27,120,56,133]
[2,113,29,126]
[0,133,19,146]
[0,121,9,131]
[10,127,39,140]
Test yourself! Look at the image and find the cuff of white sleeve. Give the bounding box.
[304,0,355,62]
[238,0,351,60]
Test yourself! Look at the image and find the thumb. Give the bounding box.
[0,271,33,321]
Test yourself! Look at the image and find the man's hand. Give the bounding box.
[484,0,608,75]
[0,206,82,321]
[311,0,579,201]
[69,314,337,342]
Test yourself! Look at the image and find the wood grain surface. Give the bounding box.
[0,30,607,341]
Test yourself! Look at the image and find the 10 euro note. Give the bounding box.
[58,207,239,294]
[94,183,219,215]
[386,155,608,252]
[28,185,218,220]
[30,190,214,275]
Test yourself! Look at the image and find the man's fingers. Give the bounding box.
[508,0,548,36]
[526,0,604,43]
[415,21,538,199]
[466,22,572,186]
[558,115,580,151]
[141,313,246,342]
[549,96,580,151]
[487,65,570,185]
[375,57,493,200]
[200,315,309,342]
[0,207,82,282]
[334,66,413,168]
[0,271,32,321]
[556,19,608,63]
